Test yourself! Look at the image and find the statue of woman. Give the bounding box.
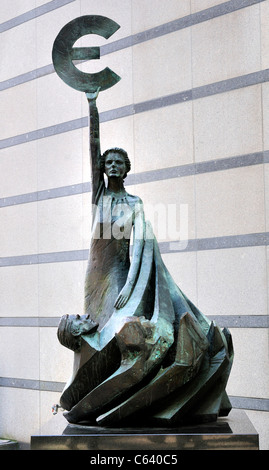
[57,90,233,426]
[84,89,145,329]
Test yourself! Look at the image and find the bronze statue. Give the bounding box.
[53,16,233,427]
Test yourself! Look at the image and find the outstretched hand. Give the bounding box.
[114,282,133,309]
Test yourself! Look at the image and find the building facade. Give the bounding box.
[0,0,268,449]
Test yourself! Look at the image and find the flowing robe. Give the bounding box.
[58,99,233,426]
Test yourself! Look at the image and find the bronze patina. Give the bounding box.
[52,15,121,93]
[53,15,233,426]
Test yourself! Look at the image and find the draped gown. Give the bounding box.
[59,98,234,426]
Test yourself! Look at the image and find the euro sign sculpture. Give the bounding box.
[53,16,233,426]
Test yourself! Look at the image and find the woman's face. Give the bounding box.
[104,152,126,179]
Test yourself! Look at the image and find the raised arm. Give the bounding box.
[86,89,104,204]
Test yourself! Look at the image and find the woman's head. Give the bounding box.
[101,148,131,180]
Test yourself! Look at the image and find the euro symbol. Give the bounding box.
[52,15,121,93]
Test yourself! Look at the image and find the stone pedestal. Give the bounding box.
[31,409,259,450]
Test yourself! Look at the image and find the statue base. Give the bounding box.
[31,409,258,450]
